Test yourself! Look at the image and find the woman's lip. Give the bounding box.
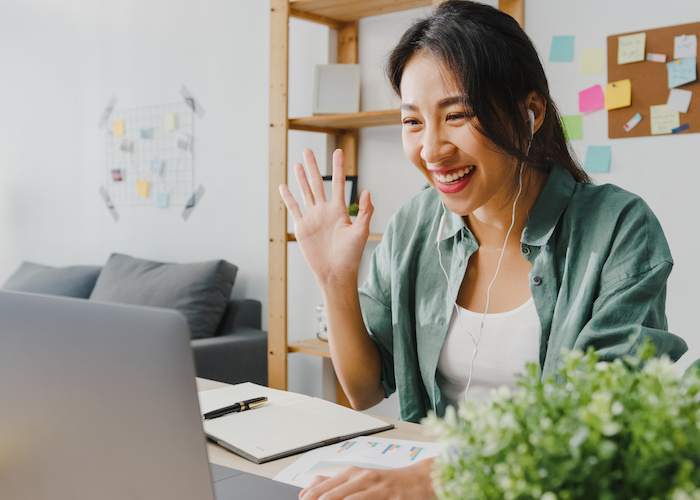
[432,167,475,194]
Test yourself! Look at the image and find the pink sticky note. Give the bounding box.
[579,85,605,113]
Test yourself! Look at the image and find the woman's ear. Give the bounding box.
[525,91,547,135]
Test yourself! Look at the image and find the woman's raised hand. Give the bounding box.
[279,148,373,287]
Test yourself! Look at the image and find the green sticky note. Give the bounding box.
[584,146,611,173]
[550,36,575,62]
[561,115,583,140]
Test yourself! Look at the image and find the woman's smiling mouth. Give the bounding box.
[432,165,475,193]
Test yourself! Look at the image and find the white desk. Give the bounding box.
[196,378,433,480]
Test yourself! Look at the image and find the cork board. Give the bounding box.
[607,22,699,138]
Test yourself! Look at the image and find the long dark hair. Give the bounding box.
[387,0,588,188]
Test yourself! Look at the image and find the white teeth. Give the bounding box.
[434,165,474,184]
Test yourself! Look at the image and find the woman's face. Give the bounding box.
[400,52,517,217]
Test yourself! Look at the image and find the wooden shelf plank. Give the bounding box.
[290,0,433,25]
[288,232,382,242]
[288,338,332,358]
[290,109,400,132]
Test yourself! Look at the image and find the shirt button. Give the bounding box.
[531,276,542,285]
[521,245,531,256]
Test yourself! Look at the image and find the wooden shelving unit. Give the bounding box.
[268,0,524,404]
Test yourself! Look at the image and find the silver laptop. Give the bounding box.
[0,290,301,500]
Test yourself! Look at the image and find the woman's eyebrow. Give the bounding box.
[400,96,466,111]
[437,96,465,108]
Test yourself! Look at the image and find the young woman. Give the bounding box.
[279,2,687,498]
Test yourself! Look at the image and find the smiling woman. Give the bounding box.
[278,1,688,499]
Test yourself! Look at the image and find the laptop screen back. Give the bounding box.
[0,291,216,500]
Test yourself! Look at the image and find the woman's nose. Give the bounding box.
[419,125,452,164]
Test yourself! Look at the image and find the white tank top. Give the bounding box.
[436,298,541,408]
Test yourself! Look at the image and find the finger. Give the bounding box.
[302,148,327,203]
[278,183,303,222]
[293,161,316,208]
[354,188,374,233]
[299,475,329,499]
[300,467,356,500]
[331,149,346,205]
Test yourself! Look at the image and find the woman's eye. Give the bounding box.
[402,118,420,126]
[446,113,467,121]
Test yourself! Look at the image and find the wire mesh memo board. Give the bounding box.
[105,101,195,207]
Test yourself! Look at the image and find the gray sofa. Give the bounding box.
[1,253,267,386]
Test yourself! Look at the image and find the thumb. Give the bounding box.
[354,188,374,231]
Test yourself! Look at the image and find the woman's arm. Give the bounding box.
[279,148,385,410]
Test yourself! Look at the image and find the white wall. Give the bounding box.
[1,0,698,420]
[0,0,270,302]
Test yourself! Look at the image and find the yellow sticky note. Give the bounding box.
[618,33,646,65]
[650,105,680,135]
[580,48,605,75]
[136,179,150,199]
[605,79,632,110]
[164,112,177,132]
[112,119,125,138]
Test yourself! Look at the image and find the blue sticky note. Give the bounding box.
[584,146,612,173]
[550,36,575,62]
[156,191,170,208]
[667,57,697,88]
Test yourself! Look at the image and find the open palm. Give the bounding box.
[278,149,373,286]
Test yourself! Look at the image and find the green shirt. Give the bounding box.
[359,164,687,423]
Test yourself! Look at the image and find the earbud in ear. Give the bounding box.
[527,109,535,137]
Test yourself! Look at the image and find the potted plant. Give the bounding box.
[426,341,700,499]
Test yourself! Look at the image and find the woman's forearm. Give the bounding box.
[321,277,386,410]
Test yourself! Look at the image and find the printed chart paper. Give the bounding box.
[274,436,441,489]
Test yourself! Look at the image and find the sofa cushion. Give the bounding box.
[89,253,237,340]
[2,262,102,298]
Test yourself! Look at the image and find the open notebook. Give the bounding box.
[199,382,394,464]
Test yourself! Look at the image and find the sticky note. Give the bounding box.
[156,192,170,208]
[578,85,605,113]
[120,139,133,153]
[605,80,632,110]
[111,169,123,181]
[667,57,697,88]
[672,123,690,134]
[584,146,611,173]
[550,36,575,62]
[624,113,643,132]
[580,48,605,75]
[561,115,583,140]
[618,33,646,64]
[136,179,150,198]
[164,112,177,132]
[176,133,191,151]
[112,119,125,138]
[674,34,697,60]
[151,157,164,175]
[140,127,154,139]
[650,105,680,135]
[667,88,693,113]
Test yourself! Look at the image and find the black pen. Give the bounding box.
[202,397,268,420]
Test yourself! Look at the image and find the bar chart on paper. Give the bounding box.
[274,437,441,489]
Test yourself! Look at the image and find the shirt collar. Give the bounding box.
[435,163,576,246]
[522,164,576,246]
[440,206,468,241]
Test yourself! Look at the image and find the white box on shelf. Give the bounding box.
[312,64,361,114]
